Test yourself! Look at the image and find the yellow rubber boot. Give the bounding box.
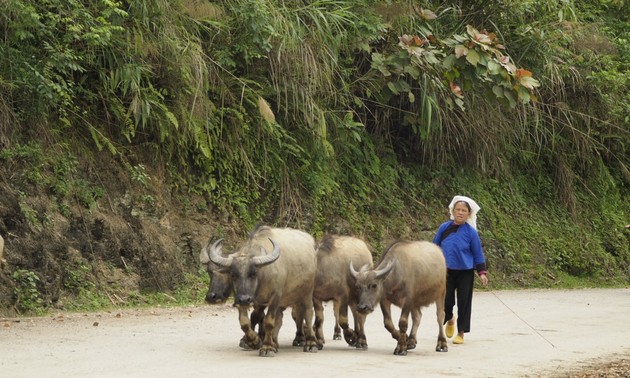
[445,321,455,338]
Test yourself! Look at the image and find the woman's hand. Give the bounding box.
[479,273,488,286]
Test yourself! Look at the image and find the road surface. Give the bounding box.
[2,288,629,377]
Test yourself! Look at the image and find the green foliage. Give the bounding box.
[443,25,540,107]
[130,164,151,187]
[0,142,105,214]
[62,263,112,311]
[0,0,127,121]
[0,0,628,313]
[12,269,45,315]
[125,271,209,308]
[420,168,629,288]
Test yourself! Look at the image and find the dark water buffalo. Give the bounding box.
[208,225,318,356]
[199,240,233,304]
[200,239,267,347]
[312,235,373,350]
[351,240,448,355]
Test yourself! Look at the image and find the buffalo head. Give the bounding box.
[200,238,234,304]
[350,259,395,314]
[208,238,281,305]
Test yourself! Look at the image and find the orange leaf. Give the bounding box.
[516,69,533,79]
[450,82,463,98]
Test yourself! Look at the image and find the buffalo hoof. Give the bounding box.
[333,333,342,340]
[258,347,278,357]
[239,339,251,350]
[393,348,408,356]
[407,341,417,350]
[303,344,319,353]
[343,331,357,346]
[239,338,260,351]
[292,339,305,347]
[436,345,448,352]
[355,343,368,351]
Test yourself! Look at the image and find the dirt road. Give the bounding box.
[2,288,629,377]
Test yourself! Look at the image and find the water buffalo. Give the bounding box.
[200,237,305,349]
[208,225,319,356]
[312,235,373,350]
[200,239,267,347]
[351,240,448,355]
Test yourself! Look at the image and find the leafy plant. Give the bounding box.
[12,269,44,314]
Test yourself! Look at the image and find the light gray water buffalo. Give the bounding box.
[208,225,319,356]
[312,235,373,350]
[351,240,448,355]
[199,237,304,349]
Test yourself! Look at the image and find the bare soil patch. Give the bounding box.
[2,289,629,378]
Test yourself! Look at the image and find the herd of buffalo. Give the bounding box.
[199,224,448,357]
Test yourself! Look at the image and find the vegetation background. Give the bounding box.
[0,0,628,315]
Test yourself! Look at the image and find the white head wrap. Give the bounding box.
[448,195,481,230]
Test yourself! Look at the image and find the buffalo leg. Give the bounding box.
[351,304,368,350]
[337,298,357,347]
[435,297,448,352]
[381,300,407,355]
[238,305,262,350]
[291,306,305,347]
[250,305,266,339]
[393,306,411,356]
[380,300,400,340]
[407,308,421,350]
[259,306,279,357]
[272,308,284,350]
[313,298,325,349]
[332,300,342,340]
[297,297,318,353]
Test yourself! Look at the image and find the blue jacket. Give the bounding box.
[433,221,487,272]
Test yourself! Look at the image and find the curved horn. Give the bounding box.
[208,239,232,268]
[199,238,212,264]
[374,259,395,279]
[252,238,281,266]
[349,261,359,279]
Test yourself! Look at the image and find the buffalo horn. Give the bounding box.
[349,261,359,278]
[349,261,370,278]
[199,238,212,264]
[208,239,233,267]
[252,238,281,266]
[374,259,395,279]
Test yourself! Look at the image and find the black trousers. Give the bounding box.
[443,269,475,333]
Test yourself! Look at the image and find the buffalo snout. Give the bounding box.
[205,292,226,304]
[235,294,254,305]
[357,304,373,314]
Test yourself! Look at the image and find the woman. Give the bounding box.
[433,195,488,345]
